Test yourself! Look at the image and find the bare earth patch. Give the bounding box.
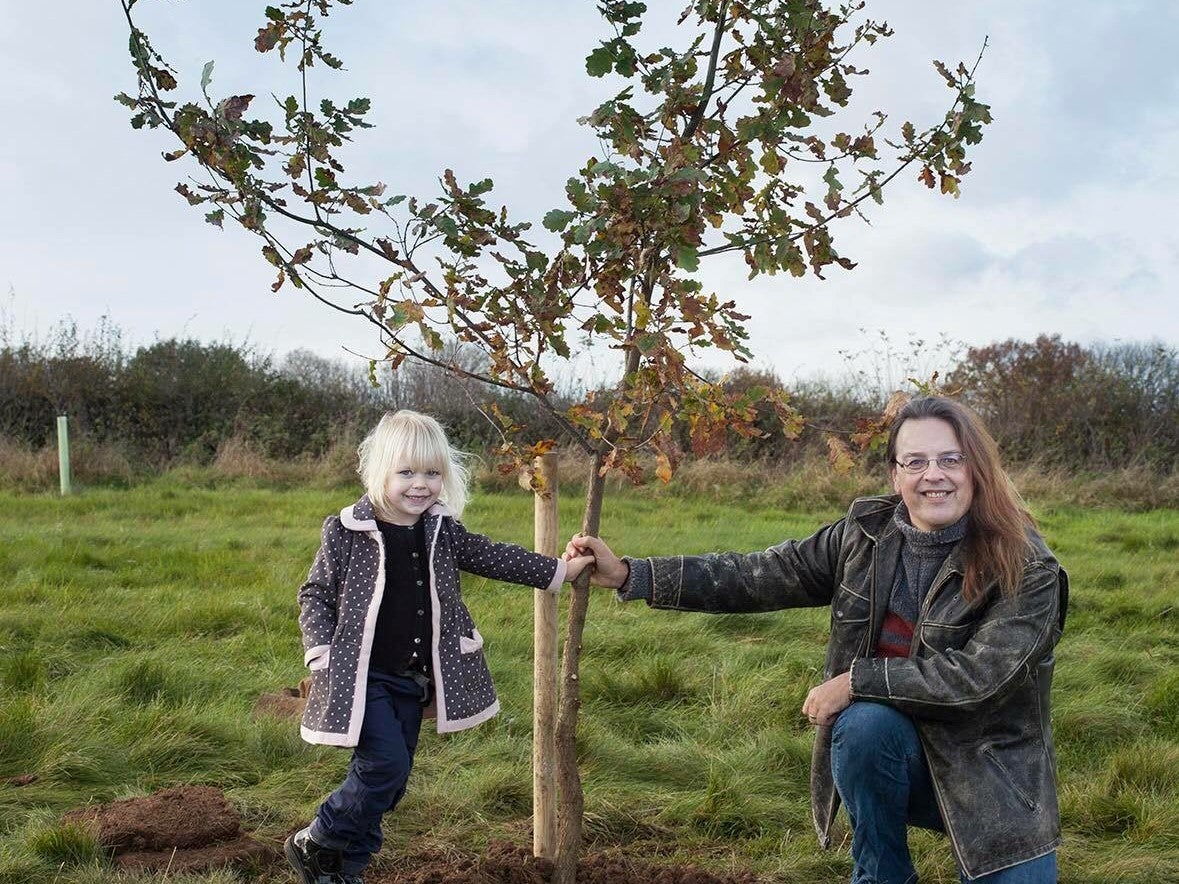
[62,784,273,872]
[369,841,760,884]
[252,679,311,721]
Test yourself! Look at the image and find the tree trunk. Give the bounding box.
[551,451,607,884]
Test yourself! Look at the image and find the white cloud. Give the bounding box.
[1,0,1176,384]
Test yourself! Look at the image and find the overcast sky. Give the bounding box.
[2,1,1176,388]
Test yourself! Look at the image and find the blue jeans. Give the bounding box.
[310,671,425,875]
[830,702,1057,884]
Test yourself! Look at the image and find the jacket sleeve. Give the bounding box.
[643,518,846,613]
[296,516,346,667]
[449,519,565,592]
[850,560,1065,719]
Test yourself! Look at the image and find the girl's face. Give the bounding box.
[382,465,443,525]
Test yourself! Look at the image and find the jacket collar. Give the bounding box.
[850,494,965,576]
[849,494,902,543]
[340,494,453,531]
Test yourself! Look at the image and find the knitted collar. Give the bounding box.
[893,502,968,553]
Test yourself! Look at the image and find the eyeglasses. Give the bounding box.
[894,454,967,474]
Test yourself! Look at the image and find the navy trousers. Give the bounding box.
[309,671,425,875]
[831,701,1057,884]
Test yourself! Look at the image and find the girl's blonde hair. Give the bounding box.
[357,410,471,518]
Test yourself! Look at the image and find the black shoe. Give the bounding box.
[284,826,361,884]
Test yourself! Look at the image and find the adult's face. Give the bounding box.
[890,417,975,532]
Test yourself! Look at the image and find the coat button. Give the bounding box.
[835,610,844,619]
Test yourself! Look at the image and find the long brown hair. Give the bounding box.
[886,396,1034,600]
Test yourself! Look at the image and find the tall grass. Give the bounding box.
[0,482,1176,882]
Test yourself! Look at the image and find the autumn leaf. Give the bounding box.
[175,183,204,205]
[826,434,855,474]
[255,22,282,53]
[882,390,909,423]
[655,452,673,484]
[218,94,254,122]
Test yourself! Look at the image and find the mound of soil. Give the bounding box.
[63,784,273,872]
[252,678,311,720]
[369,841,760,884]
[253,687,308,719]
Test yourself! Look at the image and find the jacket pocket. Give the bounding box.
[918,620,974,655]
[305,644,331,671]
[459,629,485,655]
[832,583,871,626]
[983,745,1040,812]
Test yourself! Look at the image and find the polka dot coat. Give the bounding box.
[297,495,566,746]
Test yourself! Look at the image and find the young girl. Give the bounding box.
[286,410,591,884]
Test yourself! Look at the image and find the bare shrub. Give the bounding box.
[69,438,135,485]
[1012,464,1179,512]
[0,437,55,489]
[0,436,134,490]
[313,433,365,488]
[212,436,282,481]
[951,335,1179,472]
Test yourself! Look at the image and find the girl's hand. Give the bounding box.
[564,534,629,589]
[562,554,595,584]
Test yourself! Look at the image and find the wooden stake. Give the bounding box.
[532,452,560,859]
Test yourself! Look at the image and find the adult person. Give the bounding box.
[566,396,1068,884]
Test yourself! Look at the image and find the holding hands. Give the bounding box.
[563,534,629,589]
[561,551,598,584]
[562,548,596,584]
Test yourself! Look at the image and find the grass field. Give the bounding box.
[1,478,1177,883]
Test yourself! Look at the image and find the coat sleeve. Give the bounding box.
[849,560,1065,719]
[296,516,346,667]
[643,518,846,613]
[448,519,565,591]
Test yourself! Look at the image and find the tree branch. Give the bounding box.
[682,3,728,143]
[698,38,988,260]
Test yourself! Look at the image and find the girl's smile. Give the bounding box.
[383,467,443,524]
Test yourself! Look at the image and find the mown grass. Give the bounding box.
[0,478,1176,883]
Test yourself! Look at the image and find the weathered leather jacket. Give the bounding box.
[633,495,1067,879]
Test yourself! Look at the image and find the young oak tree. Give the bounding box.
[117,1,990,879]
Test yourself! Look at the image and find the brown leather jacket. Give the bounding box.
[632,495,1067,879]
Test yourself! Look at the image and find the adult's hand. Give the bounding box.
[564,534,629,589]
[802,671,852,727]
